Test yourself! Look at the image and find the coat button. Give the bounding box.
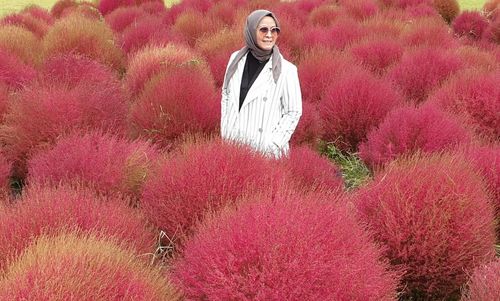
[258,128,263,133]
[263,97,267,102]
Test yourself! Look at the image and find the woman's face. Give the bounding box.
[255,16,279,51]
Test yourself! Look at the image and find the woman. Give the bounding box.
[221,9,302,158]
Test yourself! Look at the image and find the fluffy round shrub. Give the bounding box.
[195,28,242,88]
[0,25,42,66]
[141,138,283,241]
[172,10,223,47]
[21,5,54,24]
[324,17,367,50]
[400,17,457,49]
[290,101,323,148]
[386,46,462,104]
[0,232,180,300]
[0,58,128,177]
[461,258,500,301]
[1,12,50,38]
[0,48,37,90]
[349,36,404,76]
[380,0,433,8]
[119,15,172,54]
[124,44,210,98]
[319,67,403,152]
[280,146,343,193]
[339,0,378,20]
[308,4,341,27]
[42,14,125,71]
[361,14,405,39]
[354,153,497,299]
[297,47,357,103]
[173,192,399,300]
[452,11,489,41]
[432,0,459,23]
[0,83,10,120]
[0,184,156,271]
[57,2,102,20]
[455,45,499,71]
[359,105,473,168]
[129,65,219,149]
[98,0,135,15]
[104,5,148,33]
[428,69,499,140]
[27,131,160,202]
[0,152,11,203]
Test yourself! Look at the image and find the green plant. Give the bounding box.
[321,141,371,190]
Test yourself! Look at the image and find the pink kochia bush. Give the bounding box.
[0,232,180,300]
[119,15,172,54]
[452,11,489,41]
[173,192,399,300]
[319,67,402,152]
[27,131,160,202]
[0,184,156,271]
[104,6,149,33]
[0,152,11,203]
[429,69,500,141]
[354,153,496,299]
[461,258,500,301]
[0,48,37,90]
[349,37,404,76]
[289,101,323,147]
[141,138,283,241]
[0,55,128,177]
[386,46,462,104]
[129,65,219,149]
[359,104,472,168]
[280,146,344,193]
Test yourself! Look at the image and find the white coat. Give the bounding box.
[221,51,302,158]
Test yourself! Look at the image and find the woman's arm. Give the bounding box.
[269,65,302,150]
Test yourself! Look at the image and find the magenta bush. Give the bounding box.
[308,5,341,27]
[290,101,323,148]
[21,5,53,24]
[339,0,378,20]
[359,104,473,168]
[0,232,180,300]
[98,0,135,15]
[0,48,37,90]
[326,17,367,50]
[27,131,160,202]
[129,65,219,149]
[354,153,496,299]
[104,6,148,33]
[119,15,172,54]
[349,37,404,76]
[173,191,399,300]
[452,11,489,41]
[400,17,457,49]
[0,184,156,271]
[0,152,11,203]
[386,46,462,104]
[319,67,403,152]
[462,258,500,301]
[428,69,499,140]
[280,146,343,193]
[1,13,50,38]
[141,138,283,242]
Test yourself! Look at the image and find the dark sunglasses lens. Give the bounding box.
[272,27,280,34]
[259,27,280,35]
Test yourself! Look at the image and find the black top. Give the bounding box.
[239,52,269,111]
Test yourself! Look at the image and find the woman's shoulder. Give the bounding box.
[279,55,297,72]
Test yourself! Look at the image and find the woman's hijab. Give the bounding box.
[223,9,282,90]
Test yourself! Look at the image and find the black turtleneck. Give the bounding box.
[239,52,269,111]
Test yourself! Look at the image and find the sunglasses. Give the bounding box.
[258,26,280,35]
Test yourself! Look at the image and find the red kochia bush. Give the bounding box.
[0,184,156,271]
[0,55,127,177]
[98,0,135,15]
[120,15,172,54]
[308,5,341,27]
[0,152,11,203]
[1,13,50,38]
[290,101,323,148]
[0,48,37,90]
[400,17,457,49]
[349,37,403,76]
[359,104,472,168]
[432,0,460,23]
[0,25,42,67]
[452,11,489,41]
[0,232,180,300]
[461,258,500,301]
[173,192,399,300]
[319,67,402,152]
[173,10,223,47]
[42,14,125,71]
[280,146,343,193]
[387,47,462,104]
[141,139,283,241]
[27,131,160,202]
[129,65,219,149]
[297,47,357,103]
[354,153,496,299]
[428,69,500,140]
[124,44,210,98]
[104,5,148,33]
[339,0,378,20]
[0,83,9,120]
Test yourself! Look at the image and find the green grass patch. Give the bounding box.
[322,142,371,190]
[458,0,487,11]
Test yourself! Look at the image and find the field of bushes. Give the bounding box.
[0,0,498,300]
